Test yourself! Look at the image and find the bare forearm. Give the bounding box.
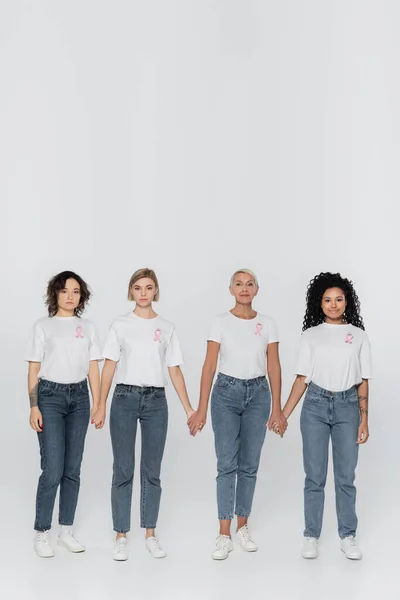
[88,361,100,407]
[282,376,307,419]
[28,363,40,408]
[357,379,369,422]
[267,365,282,411]
[99,360,116,406]
[198,365,215,413]
[168,367,193,414]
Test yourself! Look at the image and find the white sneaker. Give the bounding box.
[340,536,362,560]
[212,535,234,560]
[57,528,85,553]
[302,536,318,559]
[34,531,55,558]
[146,536,167,559]
[234,525,258,552]
[113,537,128,561]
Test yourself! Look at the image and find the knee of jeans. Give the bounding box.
[42,467,63,488]
[237,464,258,477]
[217,460,237,477]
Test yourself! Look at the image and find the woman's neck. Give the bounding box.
[133,305,158,319]
[55,309,75,318]
[230,303,257,320]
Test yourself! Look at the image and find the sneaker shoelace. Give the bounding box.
[216,535,230,550]
[37,532,50,546]
[239,526,252,543]
[346,537,356,547]
[116,538,127,552]
[148,537,162,551]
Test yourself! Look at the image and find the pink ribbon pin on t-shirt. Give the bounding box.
[345,333,353,344]
[154,329,162,343]
[76,326,84,339]
[254,323,263,336]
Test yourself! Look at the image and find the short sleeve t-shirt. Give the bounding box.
[208,312,279,380]
[102,312,184,386]
[295,323,372,391]
[25,316,102,384]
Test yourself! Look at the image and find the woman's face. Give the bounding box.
[230,273,258,304]
[57,278,81,313]
[130,277,157,308]
[321,287,347,321]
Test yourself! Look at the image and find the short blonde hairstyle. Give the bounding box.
[230,268,259,288]
[128,268,160,301]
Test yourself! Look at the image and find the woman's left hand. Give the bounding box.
[91,404,106,429]
[357,421,369,444]
[267,410,288,438]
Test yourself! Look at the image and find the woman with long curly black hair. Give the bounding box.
[25,271,103,558]
[274,272,371,560]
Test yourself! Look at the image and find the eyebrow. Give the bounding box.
[324,295,344,299]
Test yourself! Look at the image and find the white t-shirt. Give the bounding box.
[208,312,279,380]
[25,316,102,384]
[102,312,184,387]
[295,323,372,392]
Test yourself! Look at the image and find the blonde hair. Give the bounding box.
[230,268,259,288]
[128,268,160,301]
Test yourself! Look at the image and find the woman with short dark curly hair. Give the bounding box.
[277,272,371,561]
[25,271,102,558]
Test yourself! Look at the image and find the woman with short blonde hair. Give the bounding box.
[98,268,194,561]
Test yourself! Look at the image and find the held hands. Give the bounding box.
[91,404,106,430]
[30,407,43,432]
[187,409,206,436]
[267,410,288,438]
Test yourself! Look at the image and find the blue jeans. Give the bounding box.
[35,379,90,531]
[211,373,271,520]
[300,381,360,539]
[110,384,168,532]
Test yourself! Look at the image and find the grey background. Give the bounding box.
[1,1,399,598]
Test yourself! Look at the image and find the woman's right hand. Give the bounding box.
[30,407,43,432]
[187,410,207,436]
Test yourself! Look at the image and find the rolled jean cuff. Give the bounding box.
[35,526,52,532]
[113,528,130,534]
[218,515,233,520]
[235,512,250,518]
[340,532,356,539]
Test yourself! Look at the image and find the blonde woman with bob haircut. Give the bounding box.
[98,268,194,561]
[188,269,287,560]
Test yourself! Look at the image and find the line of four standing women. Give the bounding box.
[26,267,371,562]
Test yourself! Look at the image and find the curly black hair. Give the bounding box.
[302,272,365,331]
[46,271,91,317]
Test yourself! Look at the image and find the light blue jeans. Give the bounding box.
[211,373,271,520]
[110,384,168,532]
[300,381,360,539]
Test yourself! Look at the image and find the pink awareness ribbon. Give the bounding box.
[254,323,263,336]
[345,333,353,344]
[154,329,162,343]
[76,326,84,338]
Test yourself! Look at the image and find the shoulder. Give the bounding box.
[78,317,95,329]
[32,317,52,332]
[348,324,368,339]
[212,312,230,325]
[300,325,320,339]
[256,313,277,327]
[110,313,132,327]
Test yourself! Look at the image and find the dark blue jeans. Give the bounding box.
[300,381,360,539]
[110,384,168,532]
[211,373,271,520]
[35,379,90,531]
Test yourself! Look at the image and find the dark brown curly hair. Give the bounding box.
[303,272,365,331]
[46,271,91,317]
